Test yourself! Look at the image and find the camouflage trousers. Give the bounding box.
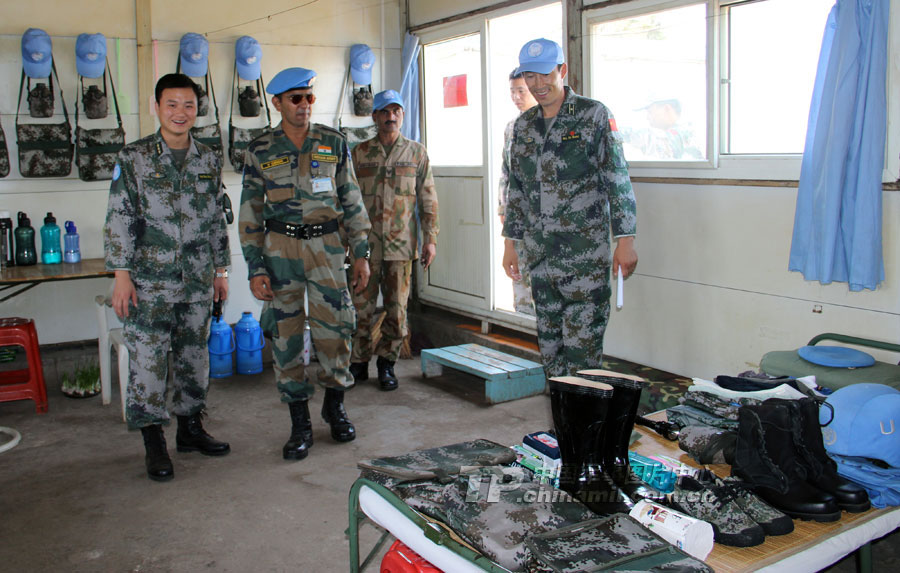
[122,297,212,430]
[530,259,611,378]
[260,233,356,402]
[351,257,412,363]
[511,239,535,316]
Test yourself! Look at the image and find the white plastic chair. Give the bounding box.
[95,292,129,422]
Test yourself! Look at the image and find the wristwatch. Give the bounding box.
[215,270,229,278]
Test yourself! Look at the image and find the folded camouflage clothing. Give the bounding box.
[357,438,517,488]
[678,424,737,465]
[666,404,736,430]
[525,513,714,573]
[680,390,760,422]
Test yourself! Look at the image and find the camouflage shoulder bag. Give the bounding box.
[0,120,9,178]
[228,63,270,173]
[15,64,73,178]
[75,64,125,181]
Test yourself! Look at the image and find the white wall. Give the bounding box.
[0,0,401,344]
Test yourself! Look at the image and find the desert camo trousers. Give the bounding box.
[351,258,413,363]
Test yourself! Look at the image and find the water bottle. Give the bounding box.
[234,311,265,375]
[0,211,13,269]
[40,212,62,264]
[15,211,37,266]
[63,220,81,263]
[208,312,235,378]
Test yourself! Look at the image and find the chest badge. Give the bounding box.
[524,137,535,144]
[150,172,166,179]
[311,160,320,168]
[561,131,581,142]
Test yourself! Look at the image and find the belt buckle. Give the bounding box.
[299,225,311,240]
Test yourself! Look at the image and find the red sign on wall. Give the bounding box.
[443,74,468,108]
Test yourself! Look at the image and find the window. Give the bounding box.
[423,34,483,166]
[587,0,837,173]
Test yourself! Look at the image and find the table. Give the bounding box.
[0,259,113,302]
[638,412,900,573]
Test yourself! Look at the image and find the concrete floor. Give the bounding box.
[1,334,896,572]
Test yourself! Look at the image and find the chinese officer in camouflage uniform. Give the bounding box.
[239,67,371,461]
[104,73,231,482]
[349,90,439,391]
[502,39,638,378]
[499,69,538,316]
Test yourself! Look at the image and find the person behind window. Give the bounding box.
[499,68,538,316]
[623,97,702,160]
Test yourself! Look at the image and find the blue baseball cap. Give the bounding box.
[266,67,317,95]
[179,33,209,77]
[798,345,876,368]
[373,90,403,111]
[821,383,900,468]
[349,44,375,85]
[235,36,262,81]
[22,28,52,79]
[518,38,565,74]
[76,33,107,78]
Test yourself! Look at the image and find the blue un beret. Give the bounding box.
[266,67,317,95]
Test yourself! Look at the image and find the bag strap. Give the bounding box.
[17,63,70,128]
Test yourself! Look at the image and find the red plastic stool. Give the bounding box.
[381,540,442,573]
[0,318,48,413]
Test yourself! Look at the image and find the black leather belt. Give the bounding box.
[265,218,339,240]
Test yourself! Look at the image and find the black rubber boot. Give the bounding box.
[322,388,356,442]
[176,413,231,456]
[732,402,841,522]
[141,425,174,482]
[376,356,398,391]
[580,369,666,504]
[283,400,314,460]
[549,376,631,515]
[777,398,870,512]
[349,362,369,384]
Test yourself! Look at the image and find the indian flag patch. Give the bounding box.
[317,145,332,154]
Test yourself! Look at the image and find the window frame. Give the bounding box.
[583,0,900,183]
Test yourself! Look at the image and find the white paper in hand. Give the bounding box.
[616,265,624,309]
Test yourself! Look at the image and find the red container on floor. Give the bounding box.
[381,540,442,573]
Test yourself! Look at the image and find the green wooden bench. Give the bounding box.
[420,343,546,404]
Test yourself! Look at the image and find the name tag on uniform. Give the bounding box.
[311,153,338,163]
[562,132,581,142]
[261,156,291,170]
[312,177,333,193]
[198,173,214,180]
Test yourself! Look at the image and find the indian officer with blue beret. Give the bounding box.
[502,39,638,378]
[238,67,372,461]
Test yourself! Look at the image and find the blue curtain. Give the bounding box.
[400,32,421,142]
[788,0,889,292]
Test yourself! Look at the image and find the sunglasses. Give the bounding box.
[285,93,316,105]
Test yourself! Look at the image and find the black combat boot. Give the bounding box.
[549,376,632,515]
[775,398,870,512]
[176,413,231,456]
[579,369,666,504]
[732,402,841,522]
[376,356,398,391]
[141,424,174,482]
[350,362,369,384]
[283,399,314,460]
[322,387,356,442]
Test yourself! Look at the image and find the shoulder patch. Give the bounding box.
[112,164,121,181]
[316,123,346,140]
[261,156,291,170]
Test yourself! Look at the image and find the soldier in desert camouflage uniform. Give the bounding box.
[239,67,371,461]
[502,39,638,378]
[349,90,439,391]
[104,73,231,482]
[499,69,538,316]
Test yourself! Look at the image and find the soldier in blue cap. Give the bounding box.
[502,38,638,378]
[349,90,439,391]
[238,67,372,461]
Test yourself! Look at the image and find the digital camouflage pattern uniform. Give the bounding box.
[499,118,535,316]
[104,131,229,430]
[503,87,637,378]
[239,123,370,401]
[350,134,438,363]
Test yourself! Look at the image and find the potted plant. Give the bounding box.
[61,360,101,398]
